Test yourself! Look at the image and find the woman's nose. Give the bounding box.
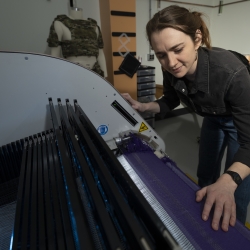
[167,54,177,68]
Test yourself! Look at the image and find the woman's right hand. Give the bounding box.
[121,93,145,112]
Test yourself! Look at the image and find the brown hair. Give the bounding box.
[146,5,211,49]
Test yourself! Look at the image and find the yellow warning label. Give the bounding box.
[139,122,148,132]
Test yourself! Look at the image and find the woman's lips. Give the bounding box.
[172,65,182,73]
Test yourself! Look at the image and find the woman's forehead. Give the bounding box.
[151,28,191,50]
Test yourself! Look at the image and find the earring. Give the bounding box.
[195,50,198,61]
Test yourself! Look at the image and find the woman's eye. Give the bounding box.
[175,48,183,54]
[158,54,166,59]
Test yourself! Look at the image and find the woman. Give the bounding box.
[122,5,250,232]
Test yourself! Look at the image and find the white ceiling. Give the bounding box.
[159,0,248,7]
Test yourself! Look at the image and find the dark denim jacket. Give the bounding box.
[155,47,250,167]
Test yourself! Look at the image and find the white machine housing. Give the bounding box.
[0,51,165,152]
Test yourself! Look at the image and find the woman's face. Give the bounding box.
[151,28,201,78]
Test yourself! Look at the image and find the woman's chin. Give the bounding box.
[172,71,186,78]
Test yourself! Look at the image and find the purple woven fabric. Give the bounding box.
[122,136,250,249]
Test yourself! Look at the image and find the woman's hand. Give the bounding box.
[196,174,237,232]
[121,93,146,112]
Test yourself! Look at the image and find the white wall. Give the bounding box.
[0,0,101,55]
[210,1,250,54]
[0,0,249,86]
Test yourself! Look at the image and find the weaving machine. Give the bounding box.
[1,51,250,250]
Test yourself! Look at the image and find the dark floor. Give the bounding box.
[154,111,203,182]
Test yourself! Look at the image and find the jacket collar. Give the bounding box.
[195,47,209,93]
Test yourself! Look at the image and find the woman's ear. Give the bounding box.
[194,29,202,49]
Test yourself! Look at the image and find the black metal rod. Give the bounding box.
[12,140,28,250]
[73,101,155,250]
[65,100,124,250]
[37,134,47,249]
[49,98,95,250]
[57,99,105,249]
[2,145,15,181]
[7,143,18,178]
[46,131,66,250]
[42,132,56,250]
[30,136,38,249]
[20,138,33,250]
[50,131,76,249]
[0,146,8,183]
[74,100,177,249]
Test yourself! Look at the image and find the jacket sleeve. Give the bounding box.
[227,66,250,167]
[154,70,180,119]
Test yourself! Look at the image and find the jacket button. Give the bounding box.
[182,89,185,92]
[213,111,216,114]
